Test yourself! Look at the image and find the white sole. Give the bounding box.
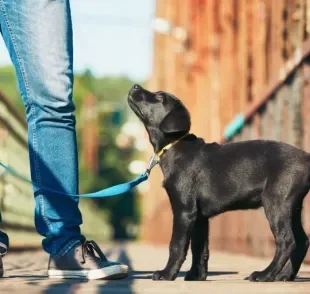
[48,264,129,280]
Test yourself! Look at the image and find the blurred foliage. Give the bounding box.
[0,66,145,240]
[0,66,24,110]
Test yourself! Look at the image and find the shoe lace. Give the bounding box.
[81,240,107,264]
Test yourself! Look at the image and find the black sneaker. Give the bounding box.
[47,240,129,280]
[0,255,3,278]
[0,245,7,278]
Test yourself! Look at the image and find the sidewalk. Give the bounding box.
[1,242,310,293]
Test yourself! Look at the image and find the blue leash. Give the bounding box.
[0,154,159,198]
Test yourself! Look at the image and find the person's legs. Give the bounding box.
[0,0,83,256]
[0,0,129,280]
[0,231,8,254]
[0,174,9,276]
[0,230,6,277]
[0,211,8,253]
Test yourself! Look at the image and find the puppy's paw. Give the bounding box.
[152,270,176,281]
[274,262,296,281]
[275,271,296,281]
[248,271,275,282]
[184,269,207,281]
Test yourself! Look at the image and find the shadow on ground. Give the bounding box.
[9,246,307,293]
[130,270,239,280]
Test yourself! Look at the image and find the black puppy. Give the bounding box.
[128,84,310,282]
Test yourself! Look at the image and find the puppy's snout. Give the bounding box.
[129,84,143,101]
[130,84,141,94]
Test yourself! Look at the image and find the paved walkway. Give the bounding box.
[1,242,310,293]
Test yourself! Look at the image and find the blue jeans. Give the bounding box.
[0,0,85,256]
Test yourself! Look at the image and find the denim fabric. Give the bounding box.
[0,0,85,255]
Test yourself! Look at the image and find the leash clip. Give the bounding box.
[145,153,159,176]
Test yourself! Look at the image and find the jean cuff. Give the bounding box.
[56,235,86,257]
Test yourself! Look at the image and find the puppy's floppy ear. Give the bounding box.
[159,107,191,134]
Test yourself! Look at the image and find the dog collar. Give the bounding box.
[144,133,190,177]
[156,133,190,157]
